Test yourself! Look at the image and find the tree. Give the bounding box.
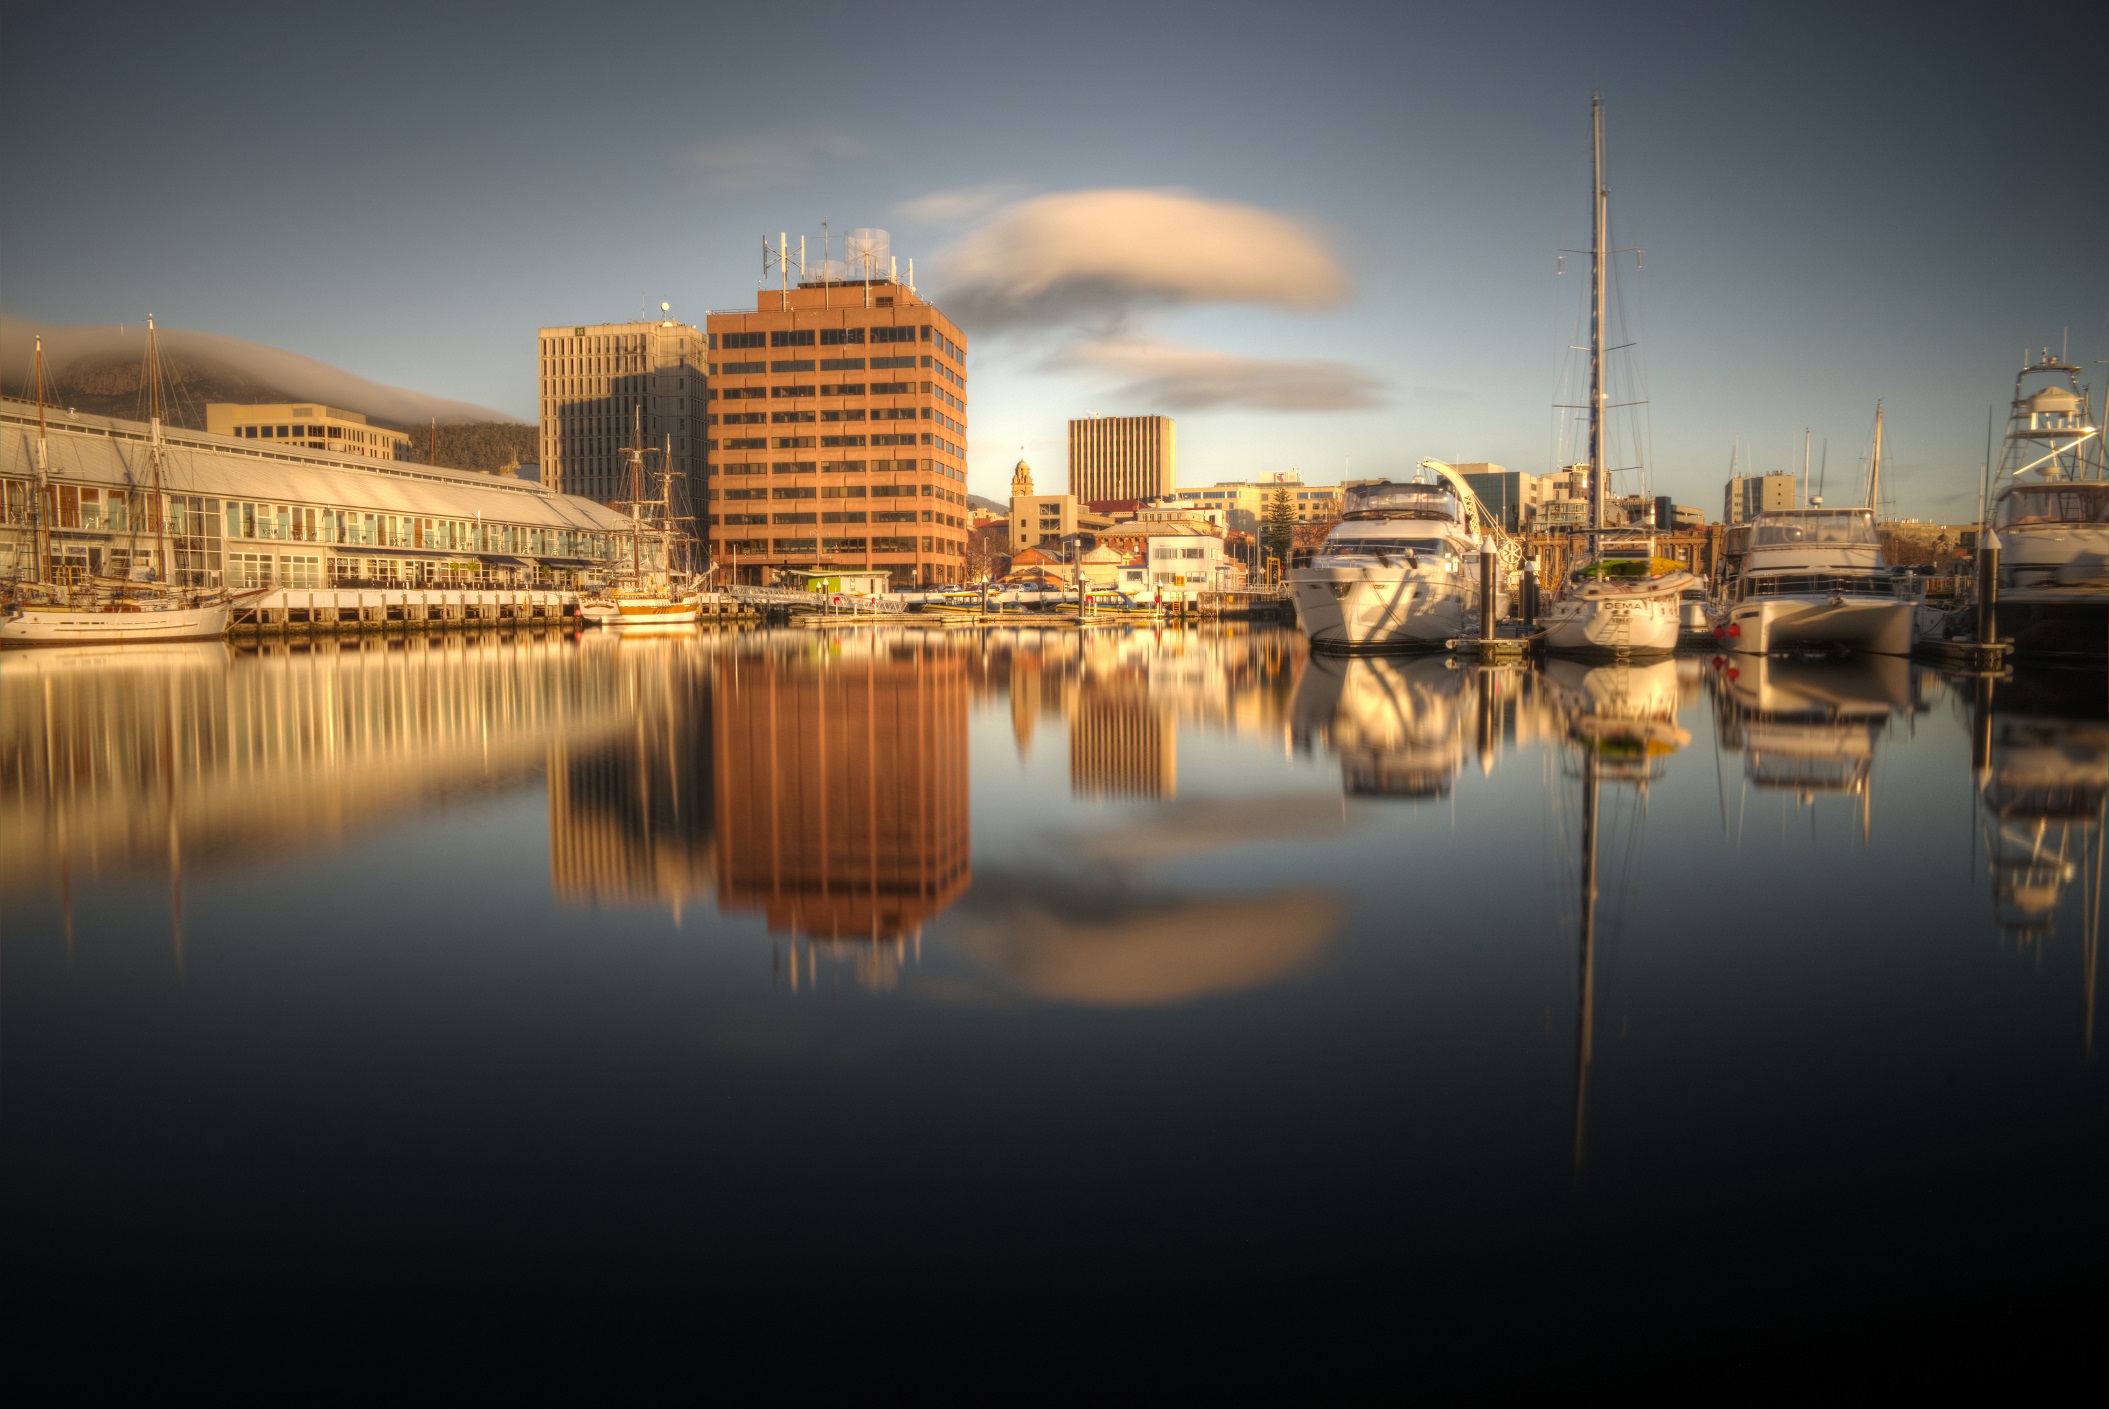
[1261,486,1297,567]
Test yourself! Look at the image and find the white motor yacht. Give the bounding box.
[1290,480,1503,651]
[1716,507,1912,655]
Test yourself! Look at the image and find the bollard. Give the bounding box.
[1975,529,2000,647]
[1479,537,1497,641]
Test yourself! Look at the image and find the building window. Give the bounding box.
[819,358,865,372]
[771,329,816,347]
[870,326,915,345]
[721,332,765,349]
[819,328,865,345]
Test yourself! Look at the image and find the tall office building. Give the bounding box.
[1069,414,1175,504]
[1723,473,1796,525]
[537,318,710,507]
[705,272,970,586]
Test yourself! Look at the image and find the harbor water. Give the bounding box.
[5,626,2104,1382]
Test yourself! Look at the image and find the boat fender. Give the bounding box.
[1725,623,1742,637]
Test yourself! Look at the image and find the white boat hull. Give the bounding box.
[1291,567,1486,651]
[0,601,231,647]
[1723,596,1913,655]
[586,599,701,627]
[1541,594,1682,656]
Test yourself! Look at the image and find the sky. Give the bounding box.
[2,0,2103,519]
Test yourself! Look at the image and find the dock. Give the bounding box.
[229,587,757,639]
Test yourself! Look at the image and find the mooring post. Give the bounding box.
[1522,557,1539,628]
[1976,529,2000,647]
[1479,537,1497,641]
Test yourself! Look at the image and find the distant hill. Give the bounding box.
[968,493,1007,515]
[0,316,515,431]
[408,422,541,474]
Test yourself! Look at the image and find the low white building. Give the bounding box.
[1138,533,1229,600]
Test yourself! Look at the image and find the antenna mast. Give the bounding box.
[31,336,51,586]
[1867,401,1884,515]
[1588,95,1608,534]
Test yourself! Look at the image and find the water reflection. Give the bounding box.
[1712,654,1917,814]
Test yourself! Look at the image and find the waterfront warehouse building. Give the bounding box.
[704,273,970,587]
[1069,414,1175,504]
[1,398,641,588]
[204,402,412,462]
[537,318,711,505]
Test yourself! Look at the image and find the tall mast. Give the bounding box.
[1588,94,1608,534]
[30,337,52,586]
[1867,400,1884,515]
[629,404,643,579]
[146,317,172,584]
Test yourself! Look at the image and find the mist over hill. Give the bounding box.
[0,316,515,431]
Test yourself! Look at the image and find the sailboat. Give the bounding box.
[1541,97,1697,658]
[580,412,704,627]
[1713,403,1915,655]
[2,322,243,647]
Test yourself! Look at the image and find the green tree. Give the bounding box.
[1261,486,1297,566]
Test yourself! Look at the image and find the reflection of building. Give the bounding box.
[548,644,715,910]
[1069,683,1176,799]
[0,635,634,904]
[714,640,970,938]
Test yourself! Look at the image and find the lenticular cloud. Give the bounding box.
[934,189,1349,331]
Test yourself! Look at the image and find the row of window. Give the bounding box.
[714,535,959,556]
[718,326,929,351]
[222,498,620,558]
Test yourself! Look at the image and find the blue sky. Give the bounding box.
[2,0,2102,519]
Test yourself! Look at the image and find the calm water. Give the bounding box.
[6,626,2105,1379]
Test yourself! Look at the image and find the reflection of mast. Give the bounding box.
[1574,746,1600,1172]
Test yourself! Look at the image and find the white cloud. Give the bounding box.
[934,188,1349,331]
[893,182,1032,224]
[1054,341,1386,413]
[681,131,868,193]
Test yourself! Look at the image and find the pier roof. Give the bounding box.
[0,399,631,531]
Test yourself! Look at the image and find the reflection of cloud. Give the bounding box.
[935,188,1348,332]
[894,182,1031,224]
[1066,793,1354,865]
[1052,342,1385,413]
[949,871,1339,1006]
[681,131,868,192]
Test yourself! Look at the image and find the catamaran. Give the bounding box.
[1290,465,1509,651]
[2,323,249,648]
[1540,97,1696,658]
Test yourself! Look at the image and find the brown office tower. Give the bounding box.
[705,272,970,586]
[1069,414,1175,505]
[714,639,971,938]
[537,318,710,506]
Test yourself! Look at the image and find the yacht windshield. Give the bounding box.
[1997,483,2109,528]
[1324,537,1449,559]
[1749,513,1878,548]
[1342,482,1458,520]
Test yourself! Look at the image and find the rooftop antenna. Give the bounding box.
[822,219,831,310]
[660,300,671,326]
[763,232,802,310]
[909,257,915,295]
[890,255,898,288]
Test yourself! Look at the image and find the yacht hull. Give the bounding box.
[1541,595,1681,656]
[0,601,231,647]
[1997,593,2108,660]
[1724,596,1914,655]
[1291,568,1475,651]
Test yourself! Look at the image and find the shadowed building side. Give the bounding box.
[714,642,970,938]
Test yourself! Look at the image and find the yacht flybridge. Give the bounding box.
[1540,96,1696,658]
[1289,471,1506,651]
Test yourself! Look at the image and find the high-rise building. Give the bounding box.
[1723,473,1796,525]
[1070,415,1175,503]
[206,403,410,462]
[705,276,970,586]
[537,318,710,508]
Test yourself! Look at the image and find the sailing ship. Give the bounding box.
[1541,97,1697,658]
[1289,463,1509,651]
[1980,351,2107,660]
[2,323,247,647]
[1714,404,1914,655]
[580,413,704,627]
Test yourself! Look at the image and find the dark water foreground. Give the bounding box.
[4,627,2104,1386]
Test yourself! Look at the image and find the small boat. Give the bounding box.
[2,596,234,646]
[1290,473,1507,651]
